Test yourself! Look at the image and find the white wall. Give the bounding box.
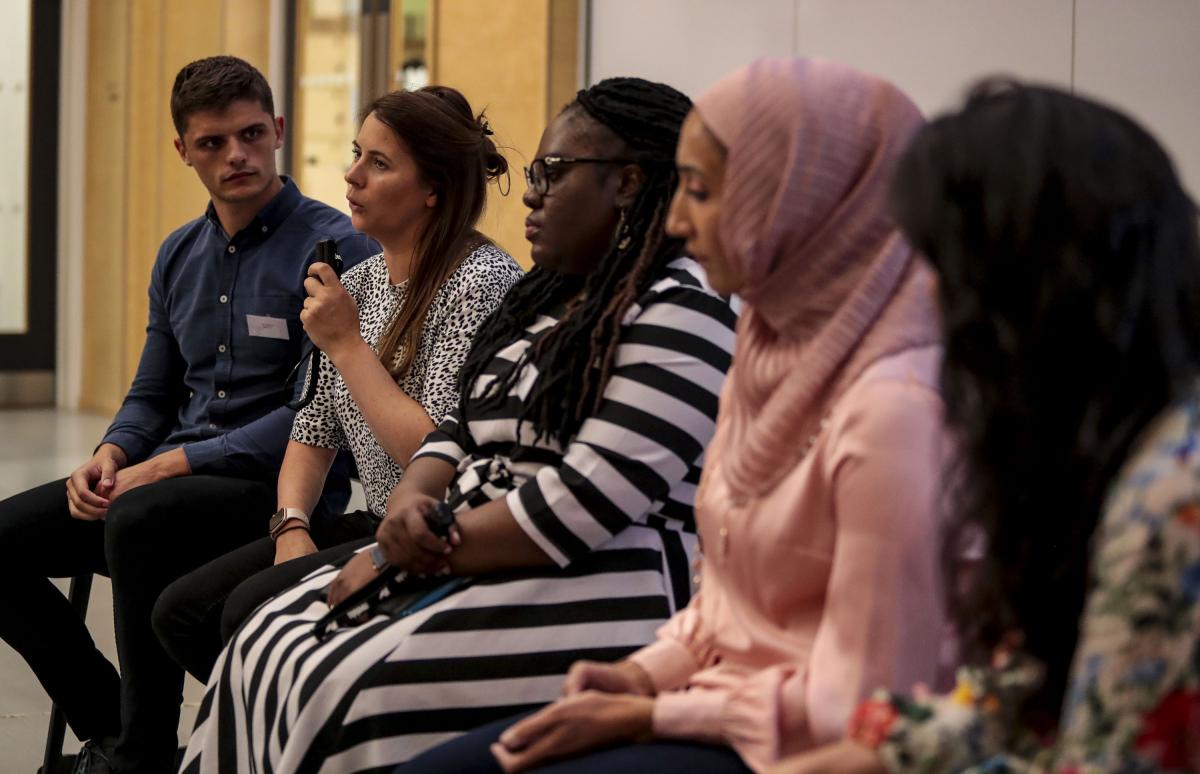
[588,0,1200,197]
[0,0,31,334]
[1073,0,1200,197]
[589,0,796,97]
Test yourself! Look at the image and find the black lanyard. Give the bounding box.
[313,497,466,641]
[287,239,344,411]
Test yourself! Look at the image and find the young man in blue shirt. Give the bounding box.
[0,56,374,773]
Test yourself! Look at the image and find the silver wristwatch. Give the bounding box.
[368,544,390,571]
[269,507,310,540]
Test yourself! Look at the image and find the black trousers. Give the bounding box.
[153,511,377,681]
[0,475,275,774]
[400,711,753,773]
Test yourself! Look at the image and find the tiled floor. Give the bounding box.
[0,408,365,772]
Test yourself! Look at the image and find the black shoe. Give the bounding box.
[71,740,116,774]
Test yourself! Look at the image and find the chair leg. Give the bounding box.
[40,575,93,774]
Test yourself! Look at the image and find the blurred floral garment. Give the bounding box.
[849,388,1200,773]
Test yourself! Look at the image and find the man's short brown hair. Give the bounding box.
[170,55,274,137]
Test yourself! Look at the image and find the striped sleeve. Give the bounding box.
[409,408,470,468]
[507,283,737,566]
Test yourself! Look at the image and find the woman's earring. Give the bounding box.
[616,208,632,251]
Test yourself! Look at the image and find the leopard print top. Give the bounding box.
[290,243,524,516]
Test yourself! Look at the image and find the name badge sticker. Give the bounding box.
[247,314,290,341]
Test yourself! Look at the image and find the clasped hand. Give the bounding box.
[489,660,657,772]
[66,444,190,520]
[325,487,461,608]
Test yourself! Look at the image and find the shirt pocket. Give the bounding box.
[232,294,303,368]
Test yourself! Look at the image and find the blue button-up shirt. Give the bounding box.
[101,177,376,511]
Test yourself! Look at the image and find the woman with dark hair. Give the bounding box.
[153,85,523,681]
[178,77,738,773]
[774,82,1200,773]
[405,57,952,774]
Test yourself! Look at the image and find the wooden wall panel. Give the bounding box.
[157,0,226,244]
[81,1,130,412]
[86,1,274,410]
[547,0,580,120]
[432,0,580,269]
[85,1,575,411]
[123,1,166,387]
[223,0,272,65]
[434,0,548,267]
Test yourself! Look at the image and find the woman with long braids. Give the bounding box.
[179,77,738,773]
[406,57,952,774]
[773,83,1200,774]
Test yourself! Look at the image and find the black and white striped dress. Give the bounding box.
[180,258,738,774]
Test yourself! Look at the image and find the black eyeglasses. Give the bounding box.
[522,155,636,196]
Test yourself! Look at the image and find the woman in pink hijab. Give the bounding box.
[402,57,951,774]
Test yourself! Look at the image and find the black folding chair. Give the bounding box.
[39,574,92,774]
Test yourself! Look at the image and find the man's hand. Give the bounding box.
[378,488,459,576]
[274,528,318,566]
[490,692,655,773]
[65,443,128,520]
[300,262,363,364]
[562,659,656,697]
[326,549,381,607]
[106,447,192,504]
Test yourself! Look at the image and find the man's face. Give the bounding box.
[174,99,284,205]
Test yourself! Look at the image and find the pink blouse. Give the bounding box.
[630,344,950,772]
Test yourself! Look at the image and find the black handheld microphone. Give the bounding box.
[311,238,344,276]
[424,502,457,539]
[286,239,344,411]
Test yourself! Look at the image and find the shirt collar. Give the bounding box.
[204,175,302,244]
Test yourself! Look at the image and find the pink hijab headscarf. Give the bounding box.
[696,58,940,498]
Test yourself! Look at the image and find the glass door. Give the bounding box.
[288,0,432,213]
